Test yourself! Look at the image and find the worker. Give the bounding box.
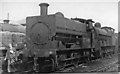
[4,43,16,72]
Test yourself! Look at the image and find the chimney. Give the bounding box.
[3,20,9,24]
[3,13,10,24]
[39,3,49,16]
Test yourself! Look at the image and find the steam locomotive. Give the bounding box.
[24,3,116,72]
[2,3,117,73]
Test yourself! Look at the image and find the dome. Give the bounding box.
[55,12,64,17]
[94,22,101,28]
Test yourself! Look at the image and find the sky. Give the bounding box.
[0,0,118,32]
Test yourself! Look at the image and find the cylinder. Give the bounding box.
[39,3,49,16]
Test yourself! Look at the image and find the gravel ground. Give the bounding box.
[106,63,118,72]
[69,54,118,72]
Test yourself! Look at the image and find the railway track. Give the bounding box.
[19,54,118,73]
[89,60,118,72]
[54,54,118,73]
[89,53,118,72]
[0,53,118,74]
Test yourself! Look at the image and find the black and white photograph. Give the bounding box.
[0,0,118,74]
